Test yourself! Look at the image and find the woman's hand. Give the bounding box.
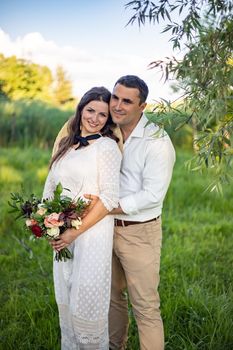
[50,194,101,251]
[50,228,79,251]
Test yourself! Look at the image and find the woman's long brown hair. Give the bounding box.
[50,86,118,168]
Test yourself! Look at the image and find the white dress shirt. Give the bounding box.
[116,113,175,221]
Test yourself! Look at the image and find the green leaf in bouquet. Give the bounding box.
[55,247,73,262]
[32,212,45,226]
[53,182,63,201]
[43,182,68,212]
[9,191,40,219]
[74,197,90,215]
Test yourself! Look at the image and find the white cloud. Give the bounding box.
[0,28,174,101]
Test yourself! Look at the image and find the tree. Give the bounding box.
[0,54,53,101]
[125,0,233,192]
[53,65,74,105]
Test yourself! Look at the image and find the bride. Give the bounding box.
[43,86,122,350]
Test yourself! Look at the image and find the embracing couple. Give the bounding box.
[43,75,175,350]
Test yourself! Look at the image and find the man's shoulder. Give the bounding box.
[144,120,159,135]
[142,118,175,156]
[143,119,170,141]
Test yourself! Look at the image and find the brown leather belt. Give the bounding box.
[114,216,160,227]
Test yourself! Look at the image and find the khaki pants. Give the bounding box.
[109,219,164,350]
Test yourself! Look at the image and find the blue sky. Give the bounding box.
[0,0,176,102]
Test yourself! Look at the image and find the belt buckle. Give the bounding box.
[121,219,125,227]
[115,219,125,227]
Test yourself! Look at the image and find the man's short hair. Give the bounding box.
[114,75,149,104]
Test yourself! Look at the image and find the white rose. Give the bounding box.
[71,218,82,230]
[36,207,47,216]
[46,227,60,238]
[26,218,37,227]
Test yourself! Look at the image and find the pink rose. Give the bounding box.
[44,213,64,228]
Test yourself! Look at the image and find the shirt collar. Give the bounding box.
[129,113,148,139]
[122,114,146,148]
[124,113,159,147]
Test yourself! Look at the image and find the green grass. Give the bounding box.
[160,170,233,350]
[1,147,233,349]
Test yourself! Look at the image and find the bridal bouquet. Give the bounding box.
[9,183,90,261]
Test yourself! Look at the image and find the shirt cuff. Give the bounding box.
[119,195,139,215]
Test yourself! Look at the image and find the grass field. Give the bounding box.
[1,147,233,350]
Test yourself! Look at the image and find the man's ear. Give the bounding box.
[140,102,147,112]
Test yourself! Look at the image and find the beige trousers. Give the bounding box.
[109,219,164,350]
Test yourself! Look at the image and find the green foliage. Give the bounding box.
[0,98,193,154]
[125,0,232,49]
[125,0,233,191]
[0,99,73,148]
[1,148,233,349]
[8,192,40,219]
[146,110,194,150]
[0,54,75,106]
[0,54,53,101]
[54,65,74,105]
[41,184,88,216]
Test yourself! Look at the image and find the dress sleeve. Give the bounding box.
[98,139,122,211]
[42,169,56,200]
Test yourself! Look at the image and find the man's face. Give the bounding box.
[110,83,146,127]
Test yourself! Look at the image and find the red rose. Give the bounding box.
[31,225,43,238]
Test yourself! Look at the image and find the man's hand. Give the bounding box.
[111,204,124,215]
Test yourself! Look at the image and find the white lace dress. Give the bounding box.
[43,137,122,350]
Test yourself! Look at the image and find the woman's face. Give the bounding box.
[80,100,109,136]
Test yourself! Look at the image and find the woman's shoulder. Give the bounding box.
[100,136,118,146]
[98,136,122,154]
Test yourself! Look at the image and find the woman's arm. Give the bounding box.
[51,198,109,250]
[51,140,122,251]
[42,169,56,200]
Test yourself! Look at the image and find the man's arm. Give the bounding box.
[52,123,123,156]
[52,121,69,156]
[119,137,175,216]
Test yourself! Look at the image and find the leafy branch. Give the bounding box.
[125,0,233,191]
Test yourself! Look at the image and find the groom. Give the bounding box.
[52,75,175,350]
